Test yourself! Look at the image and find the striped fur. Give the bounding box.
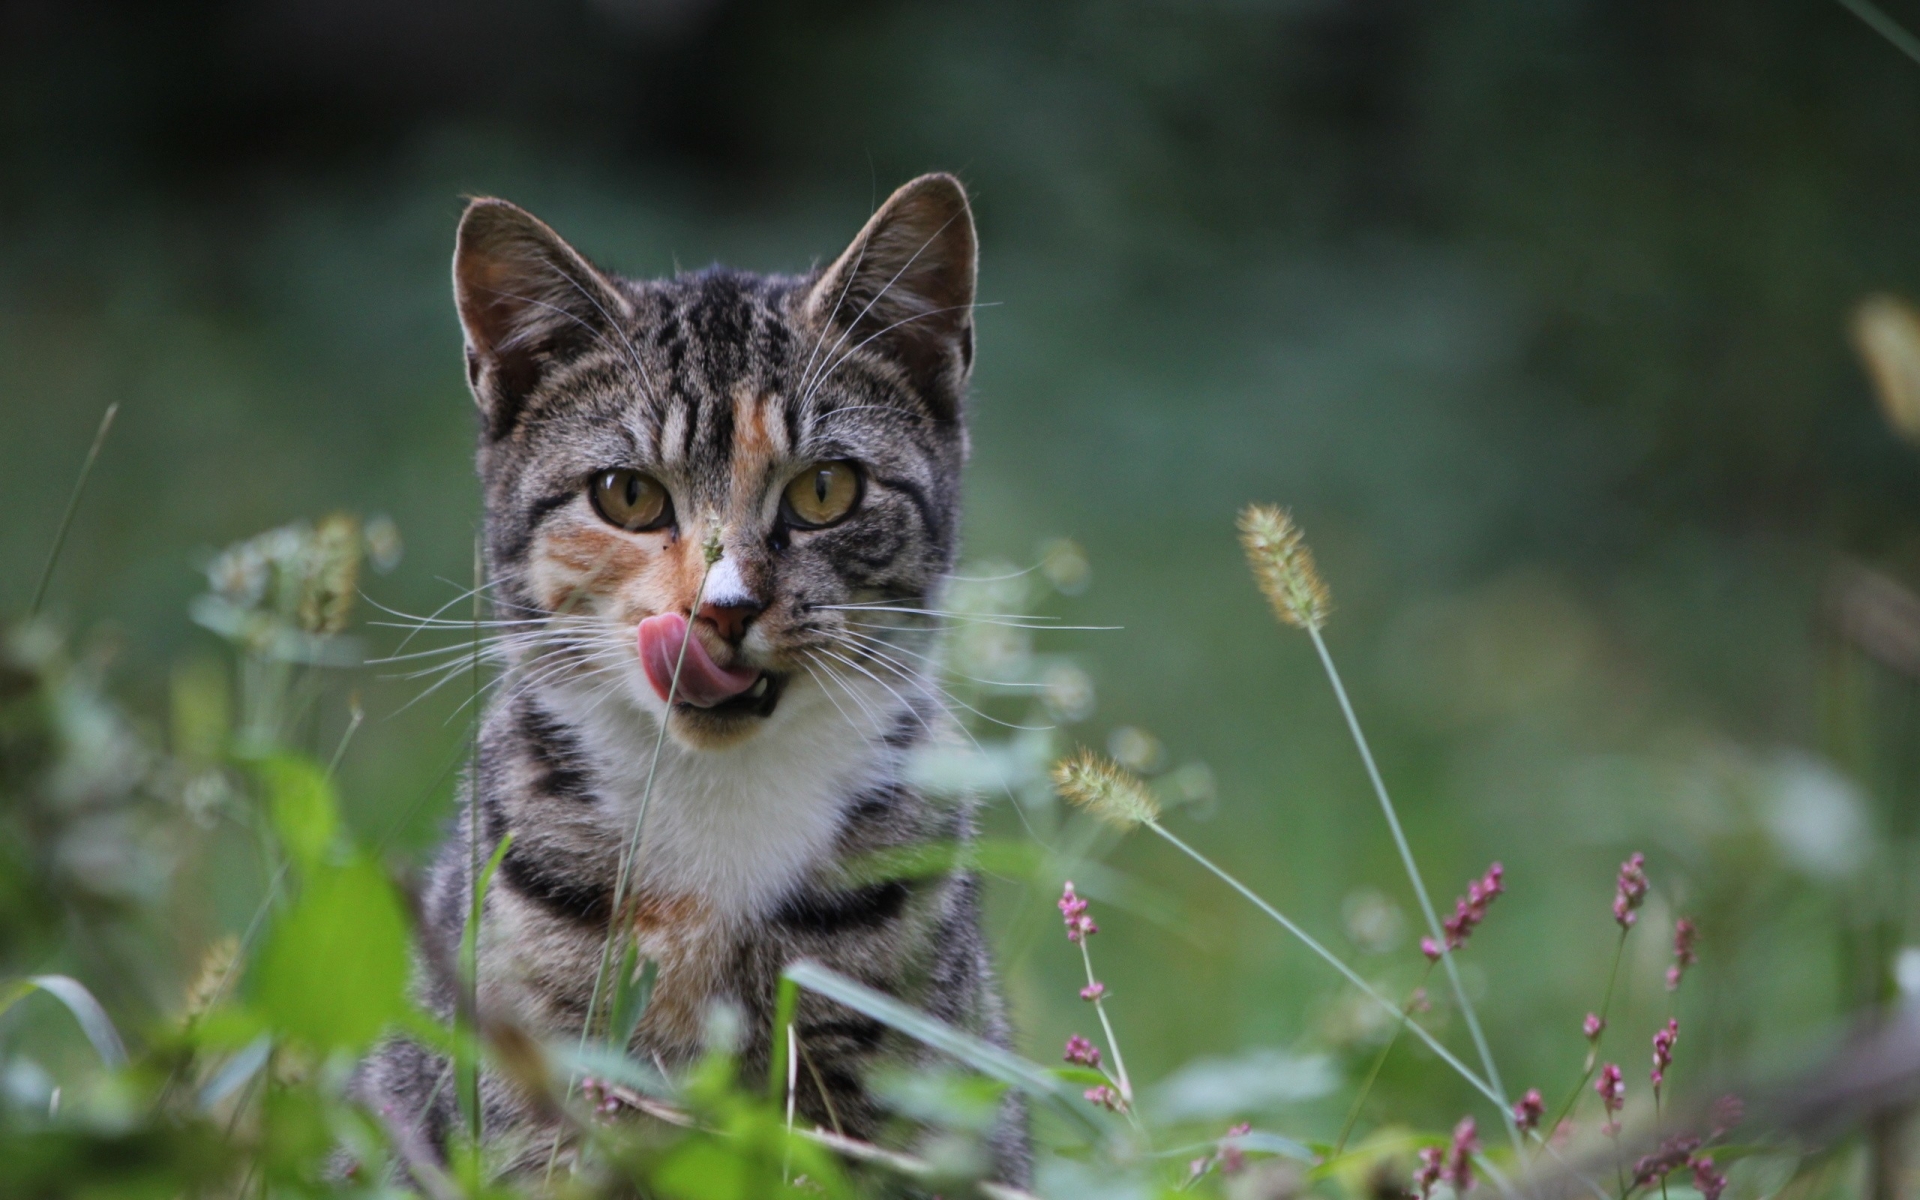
[356,176,1029,1186]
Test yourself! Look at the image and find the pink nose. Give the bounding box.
[698,601,762,644]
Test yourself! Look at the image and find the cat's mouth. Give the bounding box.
[637,612,784,719]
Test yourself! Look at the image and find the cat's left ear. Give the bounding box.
[804,174,978,420]
[453,198,631,438]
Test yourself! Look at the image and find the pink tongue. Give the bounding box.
[638,612,760,708]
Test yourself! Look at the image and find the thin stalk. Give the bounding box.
[1145,820,1502,1109]
[1333,963,1435,1156]
[1307,626,1519,1152]
[1542,929,1629,1157]
[28,403,118,618]
[1838,0,1920,67]
[1078,939,1132,1103]
[461,538,484,1151]
[545,548,717,1182]
[325,695,364,778]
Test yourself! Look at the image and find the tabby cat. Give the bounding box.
[355,174,1030,1187]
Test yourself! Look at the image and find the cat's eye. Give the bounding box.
[589,469,674,532]
[781,461,861,529]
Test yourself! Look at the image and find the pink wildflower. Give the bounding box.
[1513,1088,1545,1133]
[1431,863,1505,956]
[1083,1084,1123,1112]
[1691,1155,1727,1200]
[1583,1012,1605,1041]
[1710,1093,1744,1137]
[1613,852,1648,928]
[1443,1116,1478,1191]
[1651,1018,1678,1092]
[1666,918,1697,991]
[1414,1146,1444,1199]
[1058,882,1097,943]
[1596,1063,1625,1134]
[1079,981,1106,1002]
[1063,1034,1102,1069]
[1631,1134,1701,1189]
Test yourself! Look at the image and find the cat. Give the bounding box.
[354,174,1030,1188]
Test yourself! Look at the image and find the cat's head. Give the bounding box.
[453,175,976,749]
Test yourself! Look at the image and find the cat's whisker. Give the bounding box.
[831,626,1045,691]
[815,635,1051,734]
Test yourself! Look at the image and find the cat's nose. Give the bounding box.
[695,556,763,645]
[697,600,762,645]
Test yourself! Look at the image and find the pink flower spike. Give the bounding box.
[1691,1155,1727,1200]
[1596,1063,1625,1116]
[1513,1088,1545,1133]
[1058,882,1097,943]
[1613,852,1648,929]
[1084,1084,1123,1112]
[1063,1034,1102,1068]
[1444,1116,1478,1191]
[1079,980,1106,1002]
[1583,1012,1605,1041]
[1651,1019,1678,1090]
[1414,1146,1444,1199]
[1434,863,1506,954]
[1668,918,1697,991]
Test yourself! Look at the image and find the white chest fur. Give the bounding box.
[539,654,906,922]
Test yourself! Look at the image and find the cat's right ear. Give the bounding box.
[453,198,630,438]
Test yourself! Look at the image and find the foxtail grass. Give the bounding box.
[1238,504,1521,1152]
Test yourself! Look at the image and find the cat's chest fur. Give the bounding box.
[550,665,895,922]
[471,662,912,1050]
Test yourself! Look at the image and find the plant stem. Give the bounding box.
[1145,820,1503,1108]
[546,550,716,1182]
[1333,964,1435,1157]
[1542,928,1629,1157]
[1078,938,1132,1103]
[462,537,484,1147]
[28,403,117,618]
[1307,626,1519,1151]
[1838,0,1920,67]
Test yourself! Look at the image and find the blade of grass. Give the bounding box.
[457,831,513,1145]
[782,959,1108,1142]
[28,402,118,617]
[0,974,129,1071]
[1143,820,1502,1110]
[546,540,719,1183]
[1306,625,1519,1151]
[608,953,656,1054]
[769,975,799,1098]
[1838,0,1920,66]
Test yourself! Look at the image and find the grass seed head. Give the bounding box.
[1052,749,1160,828]
[1237,504,1330,632]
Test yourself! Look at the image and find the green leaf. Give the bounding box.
[258,754,337,869]
[767,975,798,1098]
[653,1137,748,1200]
[782,959,1103,1140]
[0,975,128,1071]
[252,853,409,1050]
[197,1035,271,1111]
[609,952,657,1054]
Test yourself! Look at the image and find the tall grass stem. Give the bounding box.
[1838,0,1920,67]
[28,403,118,618]
[1143,820,1502,1109]
[1306,626,1519,1151]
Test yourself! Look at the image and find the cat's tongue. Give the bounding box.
[637,612,760,708]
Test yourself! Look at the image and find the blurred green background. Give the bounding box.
[7,0,1920,1156]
